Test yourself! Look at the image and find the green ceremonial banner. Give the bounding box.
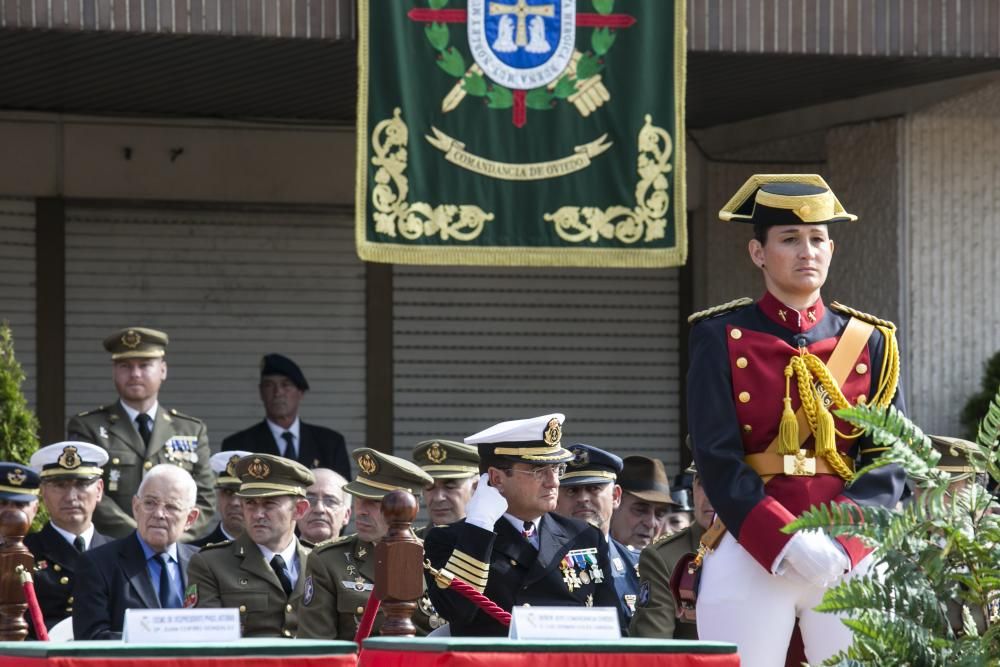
[356,0,686,268]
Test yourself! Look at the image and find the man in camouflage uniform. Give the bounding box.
[297,448,439,639]
[67,327,214,539]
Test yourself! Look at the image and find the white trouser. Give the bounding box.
[696,533,872,667]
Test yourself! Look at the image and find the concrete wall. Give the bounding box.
[904,81,1000,436]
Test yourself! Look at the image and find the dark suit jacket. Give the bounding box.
[72,532,198,639]
[24,524,113,636]
[424,513,619,636]
[221,420,350,480]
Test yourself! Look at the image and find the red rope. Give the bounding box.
[447,577,511,626]
[20,570,49,641]
[354,591,381,643]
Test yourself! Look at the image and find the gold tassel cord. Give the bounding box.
[777,366,800,456]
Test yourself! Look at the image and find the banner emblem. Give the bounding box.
[469,0,576,89]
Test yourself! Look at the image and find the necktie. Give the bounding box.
[522,520,535,540]
[136,413,153,447]
[280,431,296,460]
[157,553,181,608]
[73,535,86,553]
[270,554,293,596]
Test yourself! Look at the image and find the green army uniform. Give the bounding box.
[187,533,311,638]
[187,453,316,638]
[629,522,703,639]
[67,403,214,539]
[298,447,438,640]
[66,327,215,539]
[297,533,441,639]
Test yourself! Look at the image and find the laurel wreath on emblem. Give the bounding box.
[7,468,26,486]
[569,446,588,467]
[420,0,621,118]
[426,443,448,464]
[358,454,379,476]
[247,458,270,480]
[543,418,562,447]
[121,330,142,349]
[226,455,241,477]
[58,446,82,470]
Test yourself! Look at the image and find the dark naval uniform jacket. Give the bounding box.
[608,536,641,632]
[67,401,216,539]
[222,420,351,481]
[72,532,198,640]
[424,512,619,636]
[297,533,438,640]
[190,523,233,549]
[629,523,703,639]
[186,532,310,638]
[688,292,906,572]
[24,523,113,636]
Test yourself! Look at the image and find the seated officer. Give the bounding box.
[0,461,40,525]
[610,456,677,550]
[630,463,712,639]
[191,450,251,548]
[26,442,113,635]
[555,443,640,631]
[413,439,479,527]
[187,454,314,637]
[424,414,619,637]
[297,468,351,546]
[298,448,439,639]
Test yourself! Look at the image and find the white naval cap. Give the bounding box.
[30,441,108,480]
[465,413,573,465]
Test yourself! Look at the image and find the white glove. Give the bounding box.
[780,530,849,587]
[464,473,508,530]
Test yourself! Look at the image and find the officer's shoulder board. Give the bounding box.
[687,297,754,325]
[312,534,354,553]
[199,539,233,551]
[76,405,108,418]
[829,301,897,331]
[649,528,691,551]
[168,408,205,424]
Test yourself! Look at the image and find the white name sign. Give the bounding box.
[508,606,620,640]
[122,608,241,643]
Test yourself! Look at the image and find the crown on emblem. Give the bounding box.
[7,468,27,486]
[358,453,378,476]
[247,458,270,480]
[58,446,82,470]
[121,330,142,349]
[426,442,447,464]
[226,455,241,477]
[543,418,562,448]
[568,446,588,467]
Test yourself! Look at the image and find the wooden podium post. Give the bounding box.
[0,509,33,641]
[374,490,423,637]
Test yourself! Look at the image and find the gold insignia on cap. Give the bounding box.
[426,443,447,464]
[543,418,562,447]
[358,453,378,476]
[8,468,26,486]
[247,458,271,480]
[569,447,588,467]
[58,446,82,470]
[121,330,142,349]
[226,455,241,477]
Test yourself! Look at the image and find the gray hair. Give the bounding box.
[136,464,198,507]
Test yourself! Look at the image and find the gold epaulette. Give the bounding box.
[830,302,896,331]
[650,529,689,549]
[168,408,204,423]
[312,534,354,553]
[76,405,107,417]
[687,297,753,325]
[199,539,233,551]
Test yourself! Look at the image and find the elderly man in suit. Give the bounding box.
[72,464,200,639]
[187,454,314,638]
[66,327,215,539]
[26,442,113,635]
[222,354,351,480]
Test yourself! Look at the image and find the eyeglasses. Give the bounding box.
[137,496,188,516]
[306,494,344,509]
[510,464,568,481]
